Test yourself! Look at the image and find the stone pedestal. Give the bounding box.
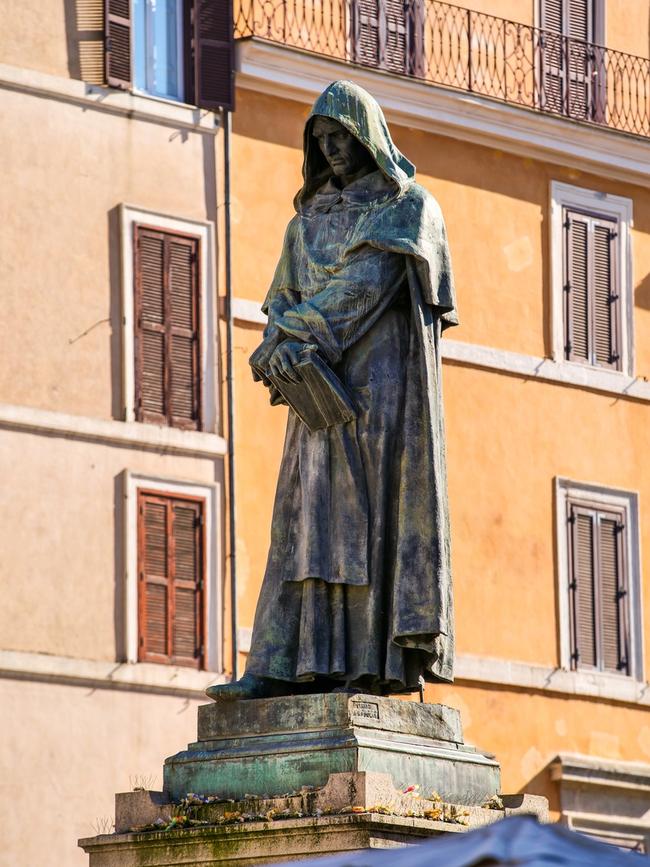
[79,695,548,866]
[164,693,500,806]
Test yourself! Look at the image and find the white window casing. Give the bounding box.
[555,477,643,683]
[120,204,218,433]
[550,181,634,377]
[123,469,223,674]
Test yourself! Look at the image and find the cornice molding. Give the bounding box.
[454,654,650,707]
[0,403,227,458]
[231,297,650,404]
[236,39,650,189]
[549,753,650,791]
[0,649,225,698]
[0,62,218,133]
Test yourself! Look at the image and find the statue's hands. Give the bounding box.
[250,330,283,382]
[268,341,305,383]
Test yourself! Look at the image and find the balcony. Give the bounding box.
[234,0,650,139]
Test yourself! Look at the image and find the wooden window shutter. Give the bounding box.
[540,0,596,118]
[138,491,205,668]
[598,514,628,674]
[134,225,201,430]
[568,500,629,675]
[354,0,381,67]
[105,0,132,89]
[194,0,235,111]
[563,209,621,370]
[569,506,597,668]
[592,218,619,368]
[540,0,565,112]
[564,210,589,363]
[566,0,593,120]
[168,235,201,428]
[139,495,170,661]
[382,0,407,74]
[354,0,421,74]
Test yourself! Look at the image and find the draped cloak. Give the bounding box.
[245,80,459,692]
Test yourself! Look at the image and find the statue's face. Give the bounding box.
[312,116,373,180]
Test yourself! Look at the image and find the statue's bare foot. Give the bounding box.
[206,673,284,701]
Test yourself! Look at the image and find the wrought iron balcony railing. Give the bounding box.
[234,0,650,139]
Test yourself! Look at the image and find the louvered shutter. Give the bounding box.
[354,0,381,66]
[134,225,201,430]
[540,0,595,118]
[353,0,420,74]
[138,491,205,668]
[171,500,203,665]
[168,236,201,429]
[592,218,619,368]
[105,0,131,89]
[540,0,565,112]
[597,514,628,674]
[563,210,620,370]
[566,0,592,120]
[139,495,171,662]
[382,0,407,73]
[194,0,235,111]
[568,500,629,675]
[565,211,589,363]
[569,507,597,668]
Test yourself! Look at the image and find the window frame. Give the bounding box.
[128,0,195,107]
[550,181,633,377]
[133,223,202,430]
[555,478,643,683]
[120,205,218,433]
[136,487,207,671]
[123,470,222,673]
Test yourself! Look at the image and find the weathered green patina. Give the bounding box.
[210,79,458,699]
[164,694,498,806]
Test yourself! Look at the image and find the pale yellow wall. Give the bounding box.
[0,85,218,421]
[0,426,221,661]
[0,1,72,79]
[0,678,204,867]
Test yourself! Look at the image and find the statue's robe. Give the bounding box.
[246,81,458,692]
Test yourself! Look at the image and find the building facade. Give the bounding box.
[1,0,650,864]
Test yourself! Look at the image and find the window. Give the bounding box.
[353,0,424,76]
[134,224,201,430]
[551,182,633,376]
[555,479,642,681]
[134,0,186,102]
[105,0,234,109]
[539,0,605,121]
[138,489,205,667]
[563,209,620,370]
[567,498,628,674]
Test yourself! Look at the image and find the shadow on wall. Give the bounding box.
[108,206,124,422]
[113,471,127,662]
[518,764,559,815]
[63,0,105,84]
[635,272,650,310]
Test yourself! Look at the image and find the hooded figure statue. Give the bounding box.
[209,80,458,700]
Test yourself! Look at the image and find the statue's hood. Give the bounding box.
[295,80,415,210]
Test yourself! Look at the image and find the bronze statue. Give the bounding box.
[209,80,458,700]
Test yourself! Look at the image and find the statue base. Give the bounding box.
[79,694,548,865]
[164,692,500,805]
